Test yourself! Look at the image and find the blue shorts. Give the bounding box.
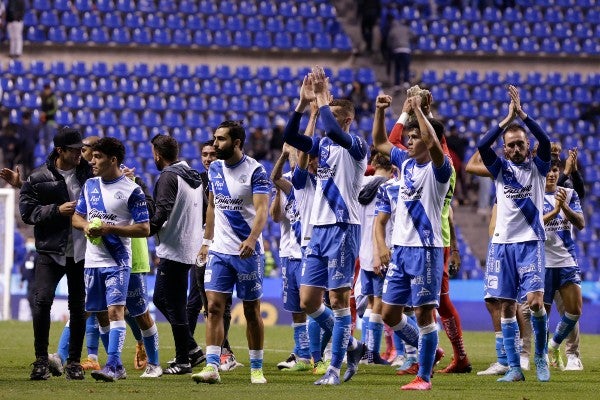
[281,257,303,313]
[483,241,496,299]
[543,266,581,305]
[382,246,443,308]
[301,223,360,290]
[126,272,149,317]
[204,251,263,301]
[360,269,385,297]
[485,241,545,301]
[84,266,130,312]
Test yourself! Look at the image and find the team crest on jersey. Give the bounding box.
[114,191,125,200]
[239,174,248,183]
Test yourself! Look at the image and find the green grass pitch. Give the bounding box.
[0,321,598,400]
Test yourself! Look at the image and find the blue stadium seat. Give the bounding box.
[457,36,477,53]
[180,79,200,95]
[104,94,123,110]
[111,27,130,44]
[67,26,88,43]
[524,7,543,22]
[208,96,228,113]
[215,65,232,80]
[480,101,499,118]
[174,29,192,46]
[90,27,109,44]
[490,22,509,37]
[125,95,145,111]
[2,92,20,108]
[274,32,293,49]
[242,80,262,97]
[48,27,67,43]
[235,65,253,81]
[160,79,179,96]
[124,13,143,29]
[185,112,204,128]
[478,37,497,53]
[206,14,225,31]
[24,10,38,26]
[147,14,166,29]
[471,86,490,102]
[246,15,265,33]
[166,14,184,30]
[56,76,76,92]
[356,68,376,85]
[520,37,539,53]
[22,92,40,108]
[27,26,46,42]
[103,12,122,29]
[582,38,600,55]
[40,10,59,27]
[229,97,247,113]
[461,6,480,21]
[221,80,241,96]
[142,111,162,128]
[119,109,139,127]
[153,28,171,46]
[64,93,82,109]
[95,0,113,12]
[214,31,232,47]
[186,14,203,31]
[85,94,104,111]
[293,32,312,50]
[482,7,501,21]
[503,7,522,22]
[194,30,212,47]
[266,16,284,33]
[146,95,165,111]
[314,32,333,51]
[333,33,352,51]
[420,69,438,86]
[180,142,200,159]
[61,11,80,28]
[254,31,272,49]
[55,110,73,126]
[50,61,68,77]
[201,80,220,96]
[233,31,252,48]
[116,0,135,12]
[166,95,186,112]
[573,87,592,104]
[430,86,449,102]
[164,110,183,127]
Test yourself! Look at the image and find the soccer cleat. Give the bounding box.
[189,348,206,368]
[140,364,163,378]
[81,357,101,371]
[358,351,370,365]
[65,362,85,380]
[391,355,406,367]
[192,364,221,384]
[134,342,147,370]
[91,365,117,382]
[312,360,329,375]
[534,354,550,382]
[434,347,445,365]
[250,368,267,384]
[371,353,391,365]
[277,353,297,370]
[548,347,565,370]
[314,369,340,385]
[401,376,432,390]
[497,367,525,382]
[396,357,418,375]
[476,362,509,376]
[163,363,192,375]
[284,358,312,372]
[30,358,51,380]
[48,353,64,376]
[343,342,366,382]
[436,357,472,373]
[220,353,244,371]
[564,355,584,371]
[520,355,530,370]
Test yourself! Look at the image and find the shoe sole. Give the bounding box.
[91,372,114,382]
[192,375,221,384]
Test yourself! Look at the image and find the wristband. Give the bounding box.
[397,112,409,125]
[202,238,213,246]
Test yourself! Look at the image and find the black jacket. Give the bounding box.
[19,151,92,256]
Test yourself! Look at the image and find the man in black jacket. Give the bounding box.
[19,128,91,380]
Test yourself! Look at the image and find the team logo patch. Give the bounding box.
[239,174,248,184]
[114,191,125,200]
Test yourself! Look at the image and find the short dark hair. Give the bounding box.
[371,152,393,171]
[201,140,215,151]
[217,120,246,148]
[92,137,125,165]
[150,134,179,162]
[329,99,355,120]
[550,155,562,169]
[404,118,445,142]
[503,123,526,140]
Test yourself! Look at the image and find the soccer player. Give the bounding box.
[148,134,206,375]
[270,144,311,371]
[283,66,368,385]
[357,151,394,365]
[192,121,270,385]
[477,85,551,383]
[19,128,90,380]
[542,158,585,370]
[72,137,150,382]
[373,94,451,390]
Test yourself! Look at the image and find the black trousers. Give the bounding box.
[153,258,197,364]
[32,254,85,362]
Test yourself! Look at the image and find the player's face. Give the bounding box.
[90,151,114,178]
[330,106,353,129]
[406,129,427,159]
[57,146,82,169]
[546,165,560,192]
[81,143,94,162]
[213,128,236,160]
[201,144,217,170]
[503,130,529,164]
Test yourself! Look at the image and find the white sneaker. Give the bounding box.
[141,364,163,378]
[520,355,530,371]
[220,353,244,371]
[391,355,406,367]
[48,353,64,376]
[477,362,509,376]
[277,353,296,370]
[192,364,221,384]
[250,368,267,384]
[564,355,584,371]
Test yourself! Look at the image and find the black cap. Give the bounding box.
[53,128,84,149]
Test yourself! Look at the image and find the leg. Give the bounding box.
[415,304,439,381]
[222,295,233,351]
[186,265,202,341]
[517,302,531,368]
[65,259,86,364]
[243,299,265,370]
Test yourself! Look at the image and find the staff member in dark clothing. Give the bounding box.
[19,128,91,380]
[149,134,206,375]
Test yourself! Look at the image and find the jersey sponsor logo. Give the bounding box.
[91,188,100,194]
[214,193,243,211]
[90,195,100,205]
[399,185,424,201]
[89,209,118,224]
[317,166,336,180]
[504,184,533,199]
[545,218,571,232]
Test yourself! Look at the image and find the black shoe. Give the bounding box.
[30,358,51,380]
[65,362,85,380]
[189,348,206,367]
[163,363,192,375]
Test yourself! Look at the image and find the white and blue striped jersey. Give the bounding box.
[292,166,316,248]
[488,157,549,244]
[389,147,452,248]
[277,172,302,259]
[375,177,400,249]
[208,155,271,255]
[543,187,582,268]
[75,175,149,268]
[310,135,367,226]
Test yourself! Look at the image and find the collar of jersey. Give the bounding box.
[101,174,126,184]
[225,155,246,169]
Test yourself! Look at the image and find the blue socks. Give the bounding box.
[141,324,160,365]
[106,321,126,368]
[550,312,579,347]
[308,317,323,363]
[249,349,264,370]
[330,308,352,370]
[501,317,520,368]
[205,345,220,368]
[85,315,99,358]
[391,314,419,349]
[531,308,548,356]
[293,322,310,360]
[495,331,508,366]
[417,323,438,382]
[369,313,384,354]
[57,321,70,364]
[361,309,371,345]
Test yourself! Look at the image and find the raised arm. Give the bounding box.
[372,94,394,156]
[478,90,516,167]
[284,75,317,153]
[388,98,410,149]
[510,85,550,163]
[297,101,319,170]
[269,188,284,223]
[270,147,293,196]
[411,95,444,168]
[559,148,585,200]
[465,150,493,178]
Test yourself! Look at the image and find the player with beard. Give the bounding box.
[193,121,270,385]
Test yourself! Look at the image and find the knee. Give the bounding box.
[242,301,261,323]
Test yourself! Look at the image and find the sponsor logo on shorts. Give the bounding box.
[239,271,259,282]
[487,275,498,290]
[252,282,262,292]
[410,275,424,285]
[417,287,431,297]
[332,270,344,280]
[328,259,338,269]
